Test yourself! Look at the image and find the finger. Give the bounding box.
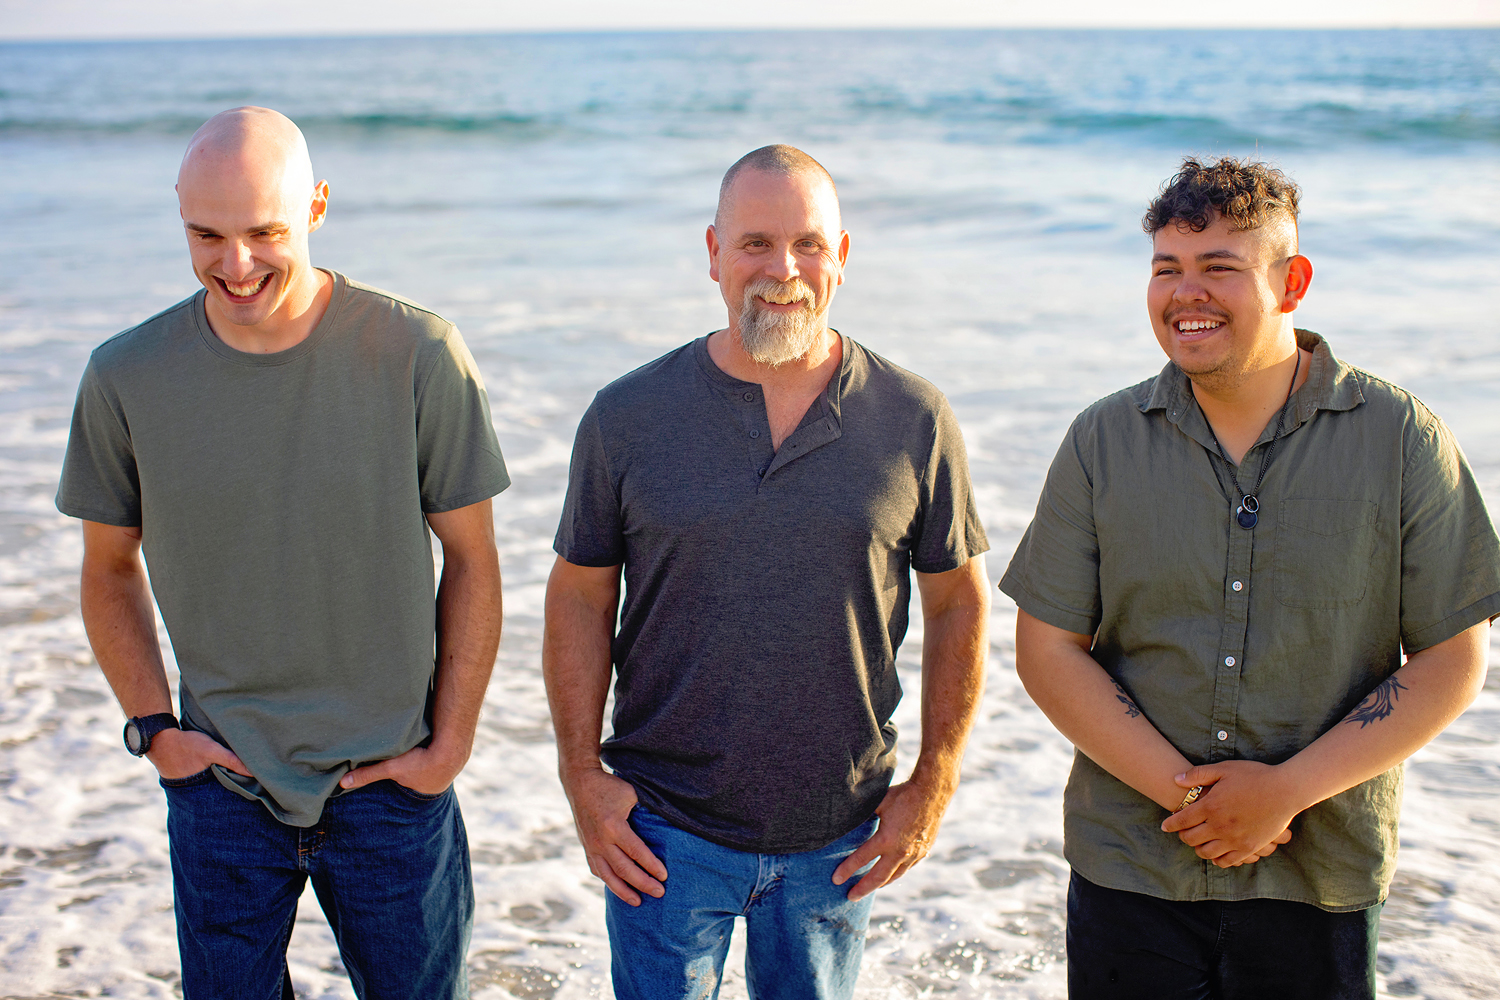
[846,856,901,902]
[211,747,251,777]
[1174,765,1224,789]
[1193,840,1240,861]
[603,844,665,898]
[617,829,668,882]
[1215,851,1260,868]
[1274,828,1293,844]
[340,761,393,790]
[1171,823,1213,847]
[832,835,887,886]
[589,852,642,907]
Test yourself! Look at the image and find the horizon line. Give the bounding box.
[3,23,1498,45]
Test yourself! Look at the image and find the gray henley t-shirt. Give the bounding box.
[555,335,988,853]
[57,272,510,826]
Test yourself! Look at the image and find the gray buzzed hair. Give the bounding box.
[715,144,837,228]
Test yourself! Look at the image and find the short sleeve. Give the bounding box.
[553,400,626,567]
[1397,410,1500,653]
[998,418,1103,637]
[56,358,141,527]
[414,327,510,513]
[910,399,990,574]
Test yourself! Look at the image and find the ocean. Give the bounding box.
[1,28,1497,999]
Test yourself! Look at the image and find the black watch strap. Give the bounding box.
[124,713,179,756]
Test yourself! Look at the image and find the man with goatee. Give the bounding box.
[57,107,508,998]
[544,145,991,998]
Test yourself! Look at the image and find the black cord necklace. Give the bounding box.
[1204,351,1301,530]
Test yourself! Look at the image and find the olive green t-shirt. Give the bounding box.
[56,272,510,826]
[1001,331,1500,911]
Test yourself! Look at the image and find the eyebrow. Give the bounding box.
[737,230,825,243]
[1152,249,1246,264]
[184,222,291,236]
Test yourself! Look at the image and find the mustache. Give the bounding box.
[743,276,816,310]
[1165,306,1230,325]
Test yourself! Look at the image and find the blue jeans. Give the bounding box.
[162,770,473,1000]
[606,806,877,1000]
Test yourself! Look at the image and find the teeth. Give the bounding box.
[225,275,269,297]
[1177,319,1222,332]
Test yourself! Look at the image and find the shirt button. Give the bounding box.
[1232,580,1243,592]
[1224,656,1235,667]
[758,467,767,477]
[743,392,755,402]
[1217,730,1229,741]
[749,430,760,439]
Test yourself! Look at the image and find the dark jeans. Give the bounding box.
[162,770,474,1000]
[1067,872,1380,1000]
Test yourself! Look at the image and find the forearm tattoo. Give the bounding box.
[1345,675,1408,728]
[1113,680,1142,719]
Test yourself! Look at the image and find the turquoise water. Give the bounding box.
[0,29,1497,999]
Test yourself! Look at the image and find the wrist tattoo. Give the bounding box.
[1345,675,1407,728]
[1113,680,1142,719]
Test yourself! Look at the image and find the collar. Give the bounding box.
[1140,330,1364,451]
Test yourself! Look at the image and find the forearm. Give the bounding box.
[1015,609,1192,810]
[427,547,503,762]
[911,569,990,796]
[81,553,172,717]
[1278,620,1489,810]
[542,561,620,787]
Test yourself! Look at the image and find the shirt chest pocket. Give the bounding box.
[1273,499,1379,609]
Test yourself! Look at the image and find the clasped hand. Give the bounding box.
[1160,760,1299,868]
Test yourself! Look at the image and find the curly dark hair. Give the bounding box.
[1143,157,1300,237]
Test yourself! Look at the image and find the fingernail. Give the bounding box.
[1175,773,1186,781]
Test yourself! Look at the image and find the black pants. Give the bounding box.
[1067,872,1381,1000]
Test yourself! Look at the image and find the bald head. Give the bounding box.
[715,145,838,230]
[179,106,315,197]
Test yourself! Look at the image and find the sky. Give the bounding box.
[1,0,1497,40]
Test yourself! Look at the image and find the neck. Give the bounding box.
[205,267,332,354]
[1191,344,1310,466]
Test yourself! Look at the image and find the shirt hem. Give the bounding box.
[54,500,140,527]
[1068,859,1384,914]
[1403,592,1500,654]
[421,475,511,515]
[998,574,1097,637]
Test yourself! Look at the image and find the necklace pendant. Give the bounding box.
[1236,495,1260,530]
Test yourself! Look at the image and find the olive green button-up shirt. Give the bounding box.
[1000,331,1500,911]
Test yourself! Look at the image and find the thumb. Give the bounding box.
[213,747,252,777]
[1175,765,1223,789]
[340,761,391,790]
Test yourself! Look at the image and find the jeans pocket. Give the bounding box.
[1274,499,1378,609]
[159,767,216,789]
[388,780,450,803]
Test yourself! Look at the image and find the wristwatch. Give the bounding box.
[123,713,179,756]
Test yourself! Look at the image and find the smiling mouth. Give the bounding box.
[1175,318,1224,334]
[219,274,270,300]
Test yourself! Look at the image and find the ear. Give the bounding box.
[308,180,330,235]
[835,230,850,284]
[1280,255,1312,313]
[706,225,721,283]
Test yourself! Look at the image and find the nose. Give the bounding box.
[221,239,255,280]
[1172,271,1209,303]
[765,245,799,283]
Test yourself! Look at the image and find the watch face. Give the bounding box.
[124,720,145,755]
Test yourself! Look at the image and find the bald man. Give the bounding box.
[543,145,991,998]
[56,107,509,998]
